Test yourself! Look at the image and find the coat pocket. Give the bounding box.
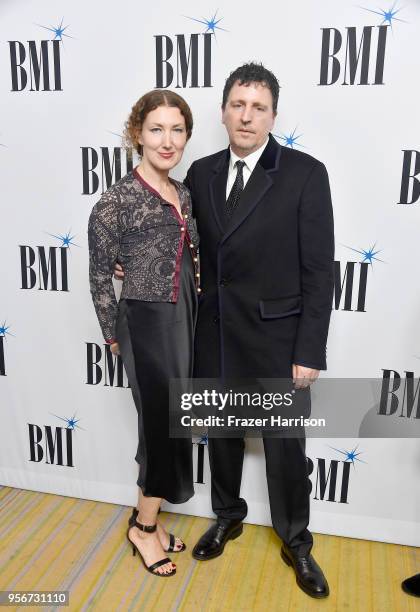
[259,295,302,319]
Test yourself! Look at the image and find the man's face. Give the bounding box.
[222,81,276,157]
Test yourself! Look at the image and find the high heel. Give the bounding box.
[126,520,176,577]
[129,508,186,553]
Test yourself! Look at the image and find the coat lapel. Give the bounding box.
[208,148,230,235]
[221,134,282,245]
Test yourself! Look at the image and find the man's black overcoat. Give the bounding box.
[185,134,334,379]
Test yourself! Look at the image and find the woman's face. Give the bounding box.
[138,105,188,171]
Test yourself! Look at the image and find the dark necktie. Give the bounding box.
[226,160,246,218]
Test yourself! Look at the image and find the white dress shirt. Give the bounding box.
[226,138,269,199]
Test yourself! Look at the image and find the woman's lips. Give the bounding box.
[159,152,175,159]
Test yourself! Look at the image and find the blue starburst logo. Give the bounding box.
[46,230,79,249]
[38,17,73,41]
[330,444,366,466]
[0,321,15,339]
[107,131,139,160]
[195,434,208,445]
[274,127,305,149]
[360,2,407,29]
[108,130,123,140]
[184,10,228,36]
[51,413,85,431]
[343,242,384,266]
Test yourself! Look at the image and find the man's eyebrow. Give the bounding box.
[229,99,268,108]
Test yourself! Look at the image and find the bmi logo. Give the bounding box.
[399,150,420,205]
[308,445,365,504]
[20,230,78,291]
[334,242,383,312]
[319,3,406,86]
[155,11,227,88]
[379,369,420,419]
[274,127,304,150]
[81,132,137,195]
[8,18,72,92]
[86,342,130,387]
[28,413,82,468]
[0,321,14,376]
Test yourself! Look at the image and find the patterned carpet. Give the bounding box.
[0,486,419,611]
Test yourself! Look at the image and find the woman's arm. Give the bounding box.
[88,190,122,342]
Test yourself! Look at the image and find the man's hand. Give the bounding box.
[114,262,124,280]
[292,364,319,389]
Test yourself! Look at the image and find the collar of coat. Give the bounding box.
[211,132,282,175]
[208,133,283,242]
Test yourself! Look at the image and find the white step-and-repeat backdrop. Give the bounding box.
[1,1,419,546]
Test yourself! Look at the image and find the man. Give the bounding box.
[116,63,334,598]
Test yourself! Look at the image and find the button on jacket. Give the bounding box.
[88,169,200,341]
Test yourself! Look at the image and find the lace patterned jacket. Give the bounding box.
[88,169,200,342]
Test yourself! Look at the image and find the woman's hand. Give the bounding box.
[114,262,124,280]
[110,342,120,356]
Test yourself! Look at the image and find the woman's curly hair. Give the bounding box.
[124,89,193,155]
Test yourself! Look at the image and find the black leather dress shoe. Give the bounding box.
[281,545,329,598]
[402,573,420,597]
[192,520,243,561]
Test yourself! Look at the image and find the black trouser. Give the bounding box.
[208,434,313,556]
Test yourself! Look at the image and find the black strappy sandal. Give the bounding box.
[126,520,176,577]
[129,508,186,553]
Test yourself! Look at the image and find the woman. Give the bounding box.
[88,90,199,577]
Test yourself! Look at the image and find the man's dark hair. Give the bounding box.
[222,62,280,113]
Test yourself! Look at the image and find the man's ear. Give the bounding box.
[270,111,277,131]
